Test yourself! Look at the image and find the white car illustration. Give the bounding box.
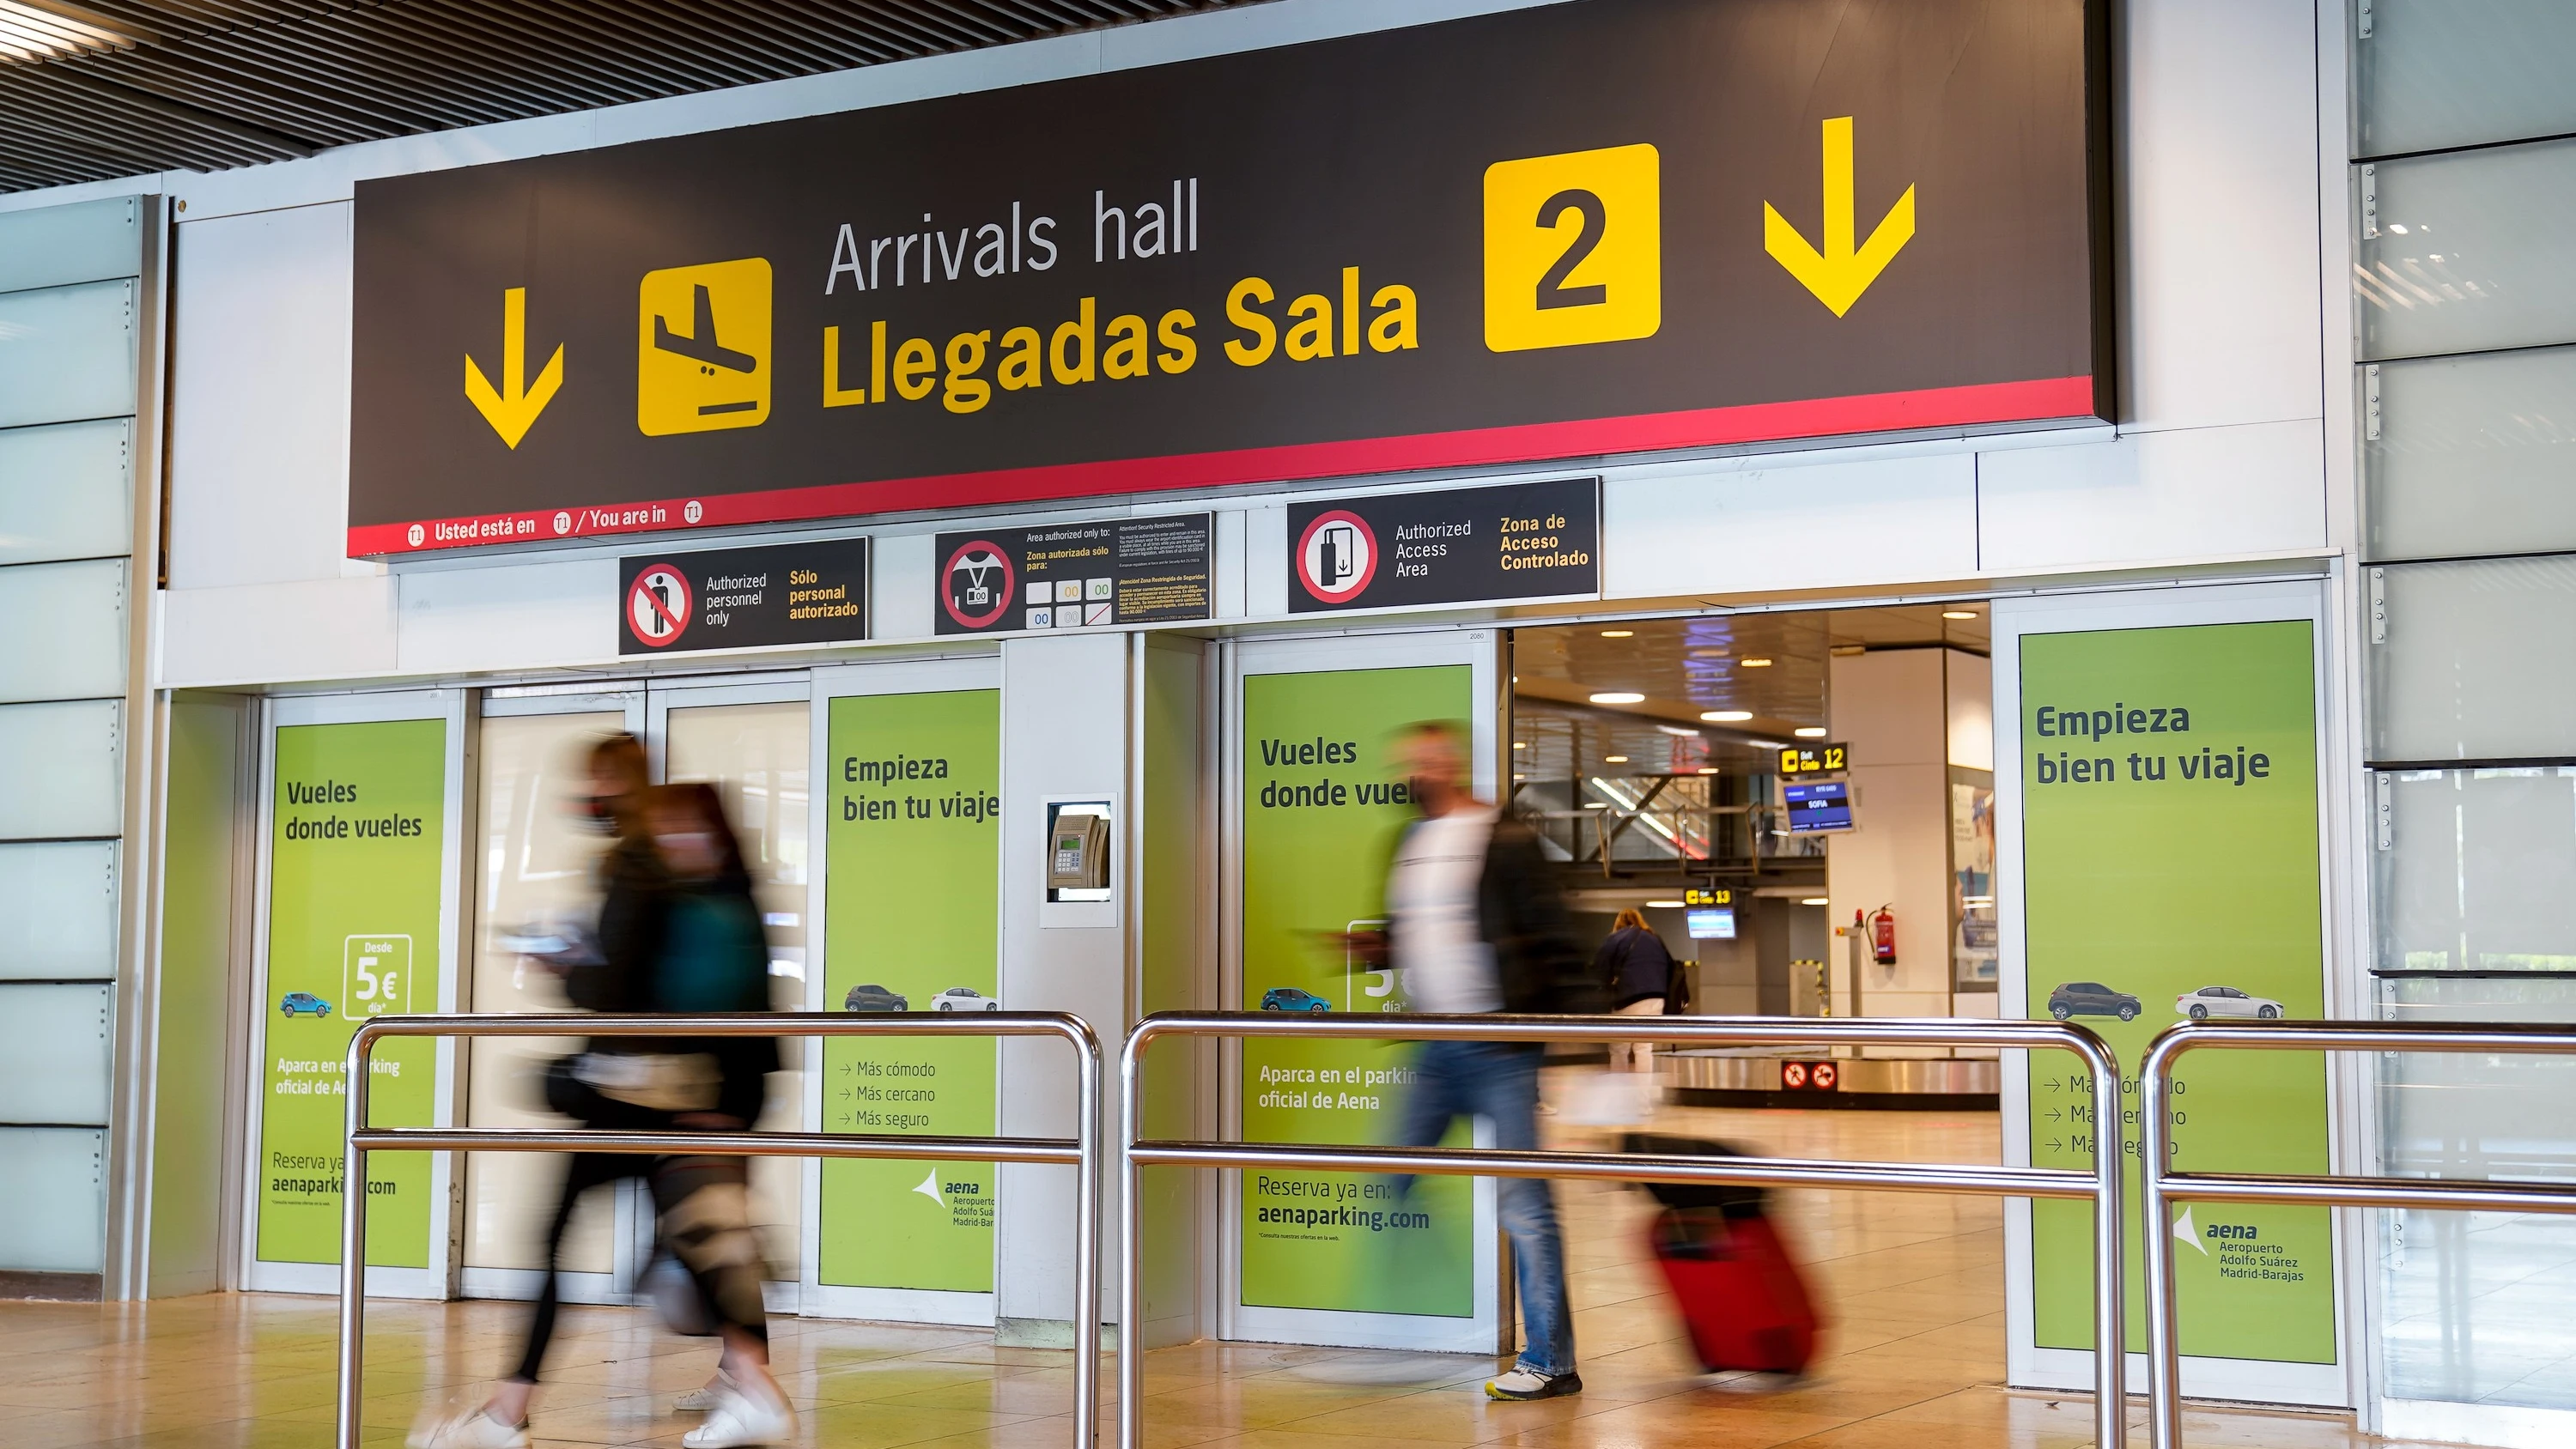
[934,987,999,1012]
[2175,985,2283,1021]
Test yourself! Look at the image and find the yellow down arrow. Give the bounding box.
[1762,116,1916,318]
[464,287,565,449]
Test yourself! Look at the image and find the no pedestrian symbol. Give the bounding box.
[628,563,692,647]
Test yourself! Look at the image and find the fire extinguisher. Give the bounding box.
[1865,905,1897,966]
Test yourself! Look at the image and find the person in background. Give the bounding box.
[1356,720,1597,1401]
[1594,907,1676,1075]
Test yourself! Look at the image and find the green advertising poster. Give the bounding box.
[1239,665,1478,1317]
[2020,621,2334,1362]
[820,689,1001,1292]
[256,718,447,1267]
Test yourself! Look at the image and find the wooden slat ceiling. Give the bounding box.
[0,0,1253,191]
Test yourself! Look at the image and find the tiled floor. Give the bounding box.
[0,1099,2473,1449]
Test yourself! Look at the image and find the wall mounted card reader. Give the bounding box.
[1044,798,1114,909]
[1050,809,1109,889]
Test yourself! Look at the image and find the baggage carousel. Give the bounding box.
[1658,1047,1999,1110]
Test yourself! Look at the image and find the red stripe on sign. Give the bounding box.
[349,375,2096,555]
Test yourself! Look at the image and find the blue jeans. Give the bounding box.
[1391,1040,1576,1377]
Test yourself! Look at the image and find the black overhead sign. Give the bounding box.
[935,514,1212,635]
[1290,479,1599,613]
[619,538,867,654]
[348,0,2105,558]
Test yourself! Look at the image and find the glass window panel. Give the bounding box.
[0,281,137,431]
[0,840,117,979]
[0,418,131,566]
[664,700,809,1274]
[2360,140,2576,363]
[2366,348,2576,561]
[464,712,623,1275]
[2378,976,2576,1411]
[2370,558,2576,762]
[0,558,123,703]
[0,1126,103,1271]
[0,982,111,1125]
[0,700,119,840]
[2375,768,2576,972]
[0,197,139,294]
[2357,2,2576,159]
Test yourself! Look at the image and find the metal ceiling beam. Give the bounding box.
[0,0,1256,191]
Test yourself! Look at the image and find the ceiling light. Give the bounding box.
[1513,773,1526,781]
[1600,628,1634,638]
[1688,648,1729,658]
[1696,766,1718,775]
[1583,802,1609,809]
[1741,658,1772,668]
[1603,755,1629,763]
[0,1,149,61]
[1795,726,1828,738]
[1942,609,1979,620]
[1702,710,1753,723]
[1799,896,1830,906]
[1646,900,1685,908]
[1512,741,1526,749]
[1589,691,1645,705]
[1656,724,1701,737]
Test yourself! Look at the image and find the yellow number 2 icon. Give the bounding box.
[1482,143,1661,353]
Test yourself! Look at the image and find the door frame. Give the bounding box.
[1218,627,1505,1353]
[240,687,469,1299]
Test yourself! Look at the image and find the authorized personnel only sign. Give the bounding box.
[349,0,2104,556]
[617,538,869,654]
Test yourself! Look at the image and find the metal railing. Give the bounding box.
[2140,1019,2576,1449]
[337,1011,1103,1449]
[1119,1012,2131,1449]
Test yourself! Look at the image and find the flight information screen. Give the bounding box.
[1783,780,1854,834]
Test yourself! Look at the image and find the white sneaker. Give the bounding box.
[674,1373,734,1413]
[1485,1367,1583,1401]
[681,1385,795,1448]
[405,1408,529,1449]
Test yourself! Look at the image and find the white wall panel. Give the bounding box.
[1605,453,1976,599]
[0,700,120,840]
[1977,420,2325,573]
[0,983,112,1124]
[871,532,933,640]
[397,559,616,674]
[0,559,125,703]
[2119,0,2322,434]
[157,576,397,688]
[0,841,118,980]
[0,418,131,566]
[0,281,137,431]
[0,1127,104,1271]
[0,197,140,293]
[166,202,356,590]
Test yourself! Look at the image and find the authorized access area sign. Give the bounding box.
[1289,479,1598,613]
[348,0,2105,556]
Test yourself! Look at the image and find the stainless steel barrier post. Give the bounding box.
[337,1010,1103,1449]
[2140,1020,2576,1449]
[1118,1012,2127,1449]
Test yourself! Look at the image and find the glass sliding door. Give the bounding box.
[653,679,811,1295]
[459,692,640,1301]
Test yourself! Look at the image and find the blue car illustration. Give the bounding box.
[280,991,332,1018]
[1260,987,1332,1013]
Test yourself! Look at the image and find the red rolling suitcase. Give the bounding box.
[1647,1206,1822,1374]
[1621,1134,1822,1375]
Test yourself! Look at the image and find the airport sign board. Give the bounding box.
[348,0,2106,556]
